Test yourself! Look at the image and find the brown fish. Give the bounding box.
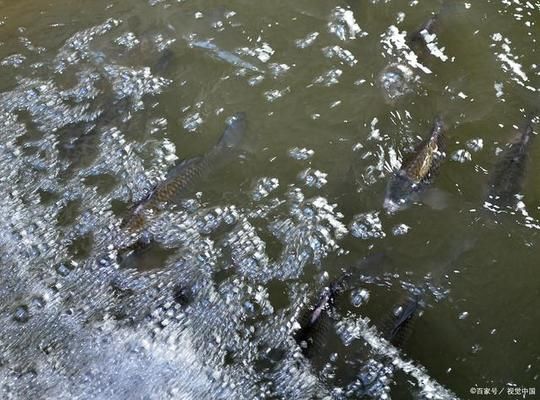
[383,116,446,213]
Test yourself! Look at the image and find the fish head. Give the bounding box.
[217,112,247,150]
[383,171,418,214]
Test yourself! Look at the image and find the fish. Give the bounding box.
[382,295,422,348]
[384,116,447,213]
[187,38,262,73]
[293,254,387,355]
[59,46,176,177]
[293,273,350,355]
[122,112,248,232]
[486,116,536,209]
[350,294,424,398]
[152,48,175,75]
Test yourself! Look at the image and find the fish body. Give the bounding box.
[188,39,262,72]
[293,271,352,356]
[123,112,247,232]
[294,280,342,355]
[384,117,446,213]
[293,254,387,354]
[383,295,422,347]
[351,294,423,398]
[486,118,535,209]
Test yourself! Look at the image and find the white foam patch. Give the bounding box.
[381,25,432,74]
[336,316,459,400]
[419,29,449,62]
[492,33,535,91]
[328,7,368,41]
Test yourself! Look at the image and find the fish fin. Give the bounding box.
[216,112,248,151]
[420,187,451,210]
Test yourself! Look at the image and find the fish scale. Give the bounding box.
[153,158,206,204]
[384,117,446,213]
[122,113,246,233]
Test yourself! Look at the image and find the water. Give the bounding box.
[0,0,538,399]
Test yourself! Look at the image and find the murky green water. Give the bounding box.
[0,0,538,399]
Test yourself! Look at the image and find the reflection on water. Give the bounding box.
[0,0,538,399]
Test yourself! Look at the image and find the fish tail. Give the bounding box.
[216,112,247,150]
[523,110,538,139]
[522,119,534,143]
[511,113,537,146]
[294,306,333,357]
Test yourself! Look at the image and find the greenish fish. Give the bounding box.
[123,112,247,232]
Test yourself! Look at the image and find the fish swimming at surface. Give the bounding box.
[485,115,536,210]
[122,112,247,232]
[384,116,447,213]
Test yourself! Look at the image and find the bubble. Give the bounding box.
[295,32,319,49]
[379,63,414,102]
[264,87,290,102]
[13,305,30,323]
[451,149,472,163]
[471,344,482,354]
[288,147,314,161]
[55,262,72,276]
[350,212,385,240]
[31,296,46,309]
[466,138,484,152]
[327,7,367,41]
[297,168,328,189]
[114,32,140,49]
[351,288,370,307]
[392,224,411,236]
[183,112,203,132]
[312,68,342,86]
[252,177,279,201]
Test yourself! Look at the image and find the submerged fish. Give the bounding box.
[382,295,422,348]
[293,254,386,355]
[384,117,447,213]
[351,294,424,398]
[294,273,350,355]
[59,47,176,177]
[187,38,262,73]
[123,112,248,232]
[486,116,536,209]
